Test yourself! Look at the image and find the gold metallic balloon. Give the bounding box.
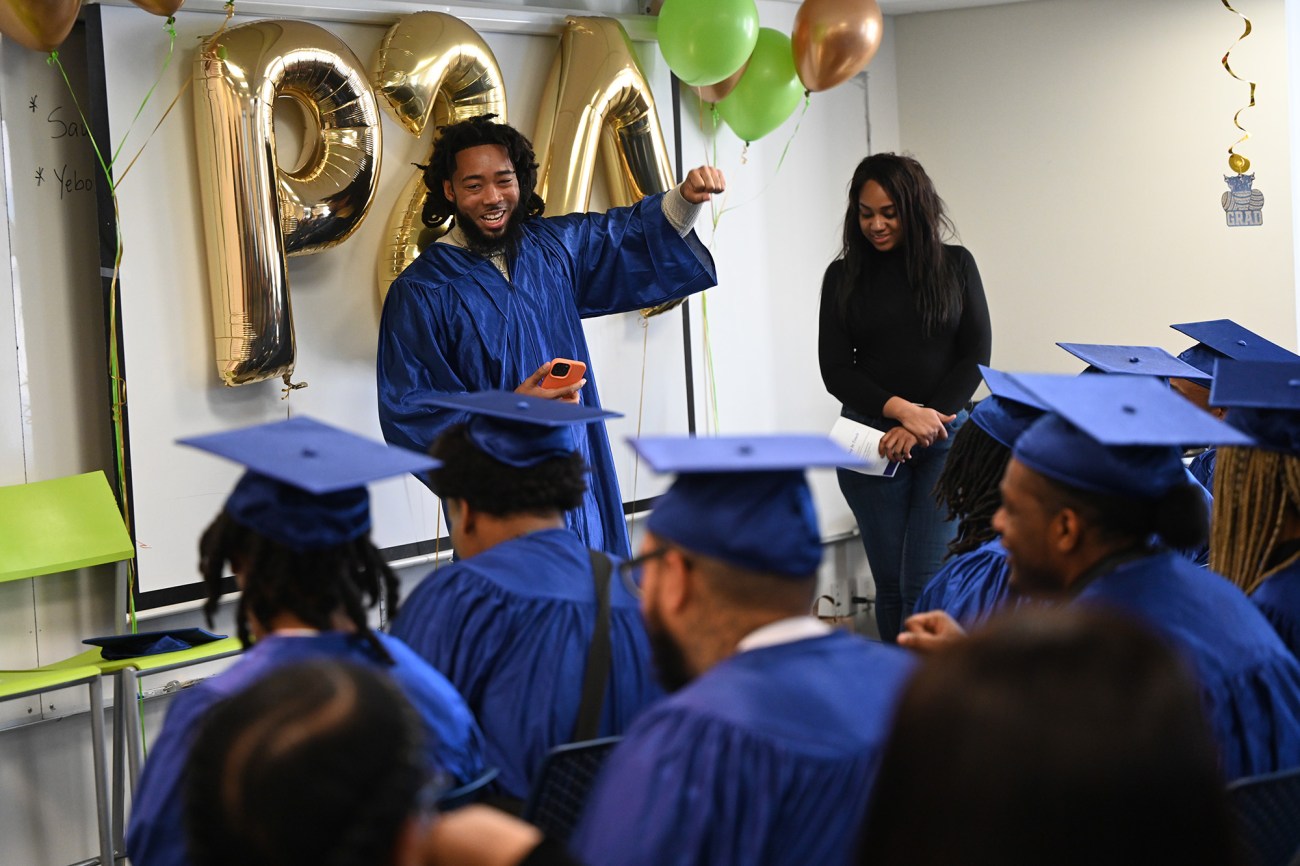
[792,0,884,93]
[695,62,747,105]
[193,20,382,386]
[534,16,675,217]
[0,0,82,53]
[127,0,183,16]
[371,11,507,305]
[1229,153,1250,174]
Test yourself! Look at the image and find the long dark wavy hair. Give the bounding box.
[835,153,962,336]
[420,114,545,227]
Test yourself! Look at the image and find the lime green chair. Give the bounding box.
[0,470,137,866]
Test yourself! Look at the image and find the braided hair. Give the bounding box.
[184,660,426,866]
[198,513,399,664]
[1210,445,1300,594]
[932,420,1011,558]
[419,114,545,227]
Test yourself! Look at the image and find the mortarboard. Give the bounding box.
[84,627,226,660]
[629,435,861,578]
[970,365,1049,449]
[1210,359,1300,456]
[1056,343,1206,380]
[178,417,439,552]
[420,391,619,467]
[1171,319,1300,382]
[1007,373,1251,499]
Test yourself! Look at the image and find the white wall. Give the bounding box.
[895,0,1298,372]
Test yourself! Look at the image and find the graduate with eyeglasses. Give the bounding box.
[902,374,1300,780]
[390,392,661,805]
[128,418,487,866]
[571,436,915,866]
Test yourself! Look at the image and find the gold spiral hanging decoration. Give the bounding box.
[1221,0,1256,174]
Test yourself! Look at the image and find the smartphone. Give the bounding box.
[540,358,586,390]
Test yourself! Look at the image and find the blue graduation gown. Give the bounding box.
[913,537,1015,626]
[570,631,915,866]
[377,194,717,557]
[1075,551,1300,780]
[1252,559,1300,660]
[391,528,663,800]
[1189,447,1217,490]
[127,632,487,866]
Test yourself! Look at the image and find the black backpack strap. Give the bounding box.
[573,548,614,742]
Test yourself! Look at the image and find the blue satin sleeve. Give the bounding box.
[536,193,717,317]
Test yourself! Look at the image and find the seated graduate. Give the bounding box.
[901,373,1300,780]
[390,391,662,804]
[1168,318,1300,490]
[860,608,1238,866]
[570,435,916,866]
[1058,342,1215,565]
[128,418,487,866]
[1209,359,1300,658]
[185,659,583,866]
[914,366,1045,625]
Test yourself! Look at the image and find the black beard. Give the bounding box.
[645,605,693,693]
[454,205,523,258]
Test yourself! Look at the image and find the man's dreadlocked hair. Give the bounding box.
[1210,445,1300,594]
[419,114,545,227]
[198,513,400,664]
[932,420,1012,558]
[429,423,587,516]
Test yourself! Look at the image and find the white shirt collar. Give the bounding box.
[735,616,833,654]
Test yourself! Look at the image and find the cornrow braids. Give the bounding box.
[932,421,1011,558]
[198,513,399,664]
[1210,446,1300,595]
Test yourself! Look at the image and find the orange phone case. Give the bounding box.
[541,358,586,389]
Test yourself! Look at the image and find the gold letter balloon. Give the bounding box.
[370,11,508,305]
[127,0,185,16]
[535,16,674,216]
[193,20,382,386]
[0,0,82,53]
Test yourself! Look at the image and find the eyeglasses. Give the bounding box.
[618,546,670,598]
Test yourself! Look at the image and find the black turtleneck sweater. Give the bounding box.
[818,244,991,419]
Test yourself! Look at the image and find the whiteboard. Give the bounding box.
[87,5,688,607]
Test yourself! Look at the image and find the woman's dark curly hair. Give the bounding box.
[429,423,588,517]
[420,114,546,227]
[932,421,1012,559]
[199,514,399,663]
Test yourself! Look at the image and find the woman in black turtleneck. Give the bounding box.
[819,153,991,643]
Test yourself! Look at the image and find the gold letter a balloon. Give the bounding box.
[792,0,883,93]
[127,0,185,16]
[0,0,82,53]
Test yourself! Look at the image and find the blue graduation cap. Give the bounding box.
[1057,343,1206,380]
[1210,359,1300,456]
[1171,319,1299,382]
[969,365,1049,449]
[629,435,859,578]
[420,391,619,467]
[84,627,226,661]
[178,417,439,552]
[1007,373,1252,499]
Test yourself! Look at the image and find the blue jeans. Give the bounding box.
[838,409,967,643]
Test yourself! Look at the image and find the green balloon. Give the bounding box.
[658,0,759,87]
[716,28,804,143]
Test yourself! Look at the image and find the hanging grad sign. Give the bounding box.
[1219,0,1263,228]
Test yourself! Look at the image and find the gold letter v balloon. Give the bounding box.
[0,0,82,53]
[656,0,758,87]
[716,28,803,143]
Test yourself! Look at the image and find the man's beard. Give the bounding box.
[455,205,524,257]
[644,604,693,693]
